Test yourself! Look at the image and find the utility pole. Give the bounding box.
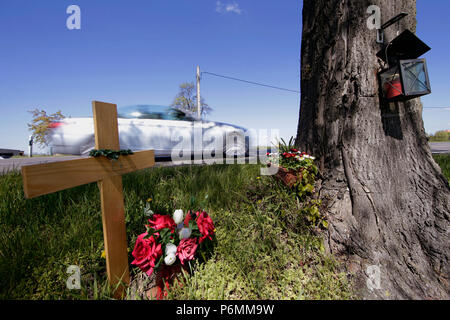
[196,65,201,119]
[28,135,34,158]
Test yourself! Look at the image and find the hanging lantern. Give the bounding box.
[379,58,431,101]
[377,30,432,102]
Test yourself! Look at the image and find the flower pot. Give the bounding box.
[273,166,302,188]
[147,264,188,300]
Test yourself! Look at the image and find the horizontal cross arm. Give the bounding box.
[21,150,155,199]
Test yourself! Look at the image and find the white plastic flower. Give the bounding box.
[173,209,184,224]
[164,254,176,266]
[165,243,177,256]
[179,227,192,239]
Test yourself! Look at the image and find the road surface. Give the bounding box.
[429,142,450,154]
[1,143,448,174]
[0,154,262,175]
[0,156,84,174]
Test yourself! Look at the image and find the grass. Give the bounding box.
[429,138,450,142]
[433,154,450,183]
[0,163,354,300]
[1,155,448,300]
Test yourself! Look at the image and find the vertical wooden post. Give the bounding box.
[92,101,130,298]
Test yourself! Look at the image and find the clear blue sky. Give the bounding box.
[0,0,448,153]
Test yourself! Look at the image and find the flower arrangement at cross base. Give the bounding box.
[131,208,216,300]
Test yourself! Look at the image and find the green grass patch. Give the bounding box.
[433,154,450,183]
[0,164,353,300]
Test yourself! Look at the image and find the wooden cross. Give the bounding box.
[21,101,155,298]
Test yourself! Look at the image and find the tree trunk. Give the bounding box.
[296,0,449,299]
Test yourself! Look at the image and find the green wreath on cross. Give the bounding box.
[89,149,134,160]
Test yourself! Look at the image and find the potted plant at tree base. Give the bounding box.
[272,164,303,188]
[131,208,216,300]
[266,138,318,192]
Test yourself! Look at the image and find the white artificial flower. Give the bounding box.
[173,209,184,224]
[179,227,192,239]
[165,243,177,256]
[164,254,176,266]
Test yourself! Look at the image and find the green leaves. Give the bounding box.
[278,137,297,154]
[89,149,134,160]
[27,109,65,147]
[159,228,174,244]
[188,220,201,238]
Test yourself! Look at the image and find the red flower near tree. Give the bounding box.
[176,238,198,265]
[131,233,163,276]
[147,214,176,231]
[197,211,215,243]
[184,210,197,226]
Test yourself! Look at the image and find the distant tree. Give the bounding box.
[28,109,65,147]
[429,130,450,142]
[171,82,212,117]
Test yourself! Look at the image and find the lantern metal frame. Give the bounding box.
[379,58,431,102]
[376,26,432,102]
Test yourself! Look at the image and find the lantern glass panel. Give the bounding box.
[400,59,431,96]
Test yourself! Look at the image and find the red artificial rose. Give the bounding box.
[131,233,163,276]
[196,211,215,243]
[147,214,176,231]
[176,238,198,265]
[285,153,295,159]
[290,148,298,152]
[184,210,197,227]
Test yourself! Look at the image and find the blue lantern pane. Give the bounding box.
[401,60,430,95]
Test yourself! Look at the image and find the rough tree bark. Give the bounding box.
[296,0,449,299]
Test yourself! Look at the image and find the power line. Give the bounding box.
[201,71,300,94]
[200,70,449,107]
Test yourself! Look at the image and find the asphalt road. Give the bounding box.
[429,142,450,154]
[1,143,448,174]
[0,156,85,174]
[0,155,262,175]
